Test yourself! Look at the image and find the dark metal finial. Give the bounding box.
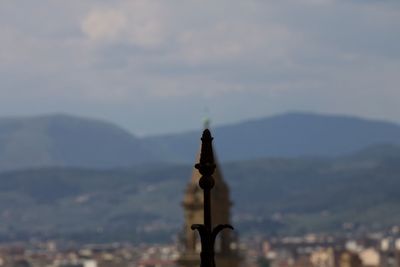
[195,129,216,186]
[191,129,233,267]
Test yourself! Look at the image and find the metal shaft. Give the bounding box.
[192,129,233,267]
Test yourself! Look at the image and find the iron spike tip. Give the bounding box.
[201,129,213,142]
[195,129,216,177]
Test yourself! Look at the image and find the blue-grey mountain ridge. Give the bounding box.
[0,112,400,171]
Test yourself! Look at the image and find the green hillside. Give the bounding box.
[0,145,399,242]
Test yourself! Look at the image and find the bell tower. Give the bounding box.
[177,122,240,267]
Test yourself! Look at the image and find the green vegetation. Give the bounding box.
[0,145,399,243]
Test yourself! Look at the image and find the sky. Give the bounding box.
[0,0,399,136]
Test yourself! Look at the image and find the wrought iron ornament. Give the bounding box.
[191,129,233,267]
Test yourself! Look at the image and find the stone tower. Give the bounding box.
[177,124,240,267]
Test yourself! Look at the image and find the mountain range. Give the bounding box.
[144,112,400,162]
[0,112,399,242]
[0,112,400,171]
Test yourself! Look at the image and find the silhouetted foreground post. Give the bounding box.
[191,129,233,267]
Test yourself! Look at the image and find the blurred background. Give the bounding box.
[0,1,399,267]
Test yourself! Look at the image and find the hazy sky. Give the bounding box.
[0,0,399,135]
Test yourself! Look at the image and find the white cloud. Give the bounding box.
[81,1,168,47]
[82,9,127,42]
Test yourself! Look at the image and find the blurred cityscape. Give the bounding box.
[3,231,400,267]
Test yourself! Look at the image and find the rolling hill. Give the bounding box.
[0,114,159,171]
[0,144,399,242]
[143,112,400,162]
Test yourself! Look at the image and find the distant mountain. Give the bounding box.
[143,112,400,162]
[0,114,158,171]
[0,112,400,171]
[346,143,400,161]
[0,144,400,242]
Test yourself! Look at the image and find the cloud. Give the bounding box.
[82,1,168,47]
[82,9,127,42]
[177,22,297,65]
[300,0,333,5]
[0,0,399,134]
